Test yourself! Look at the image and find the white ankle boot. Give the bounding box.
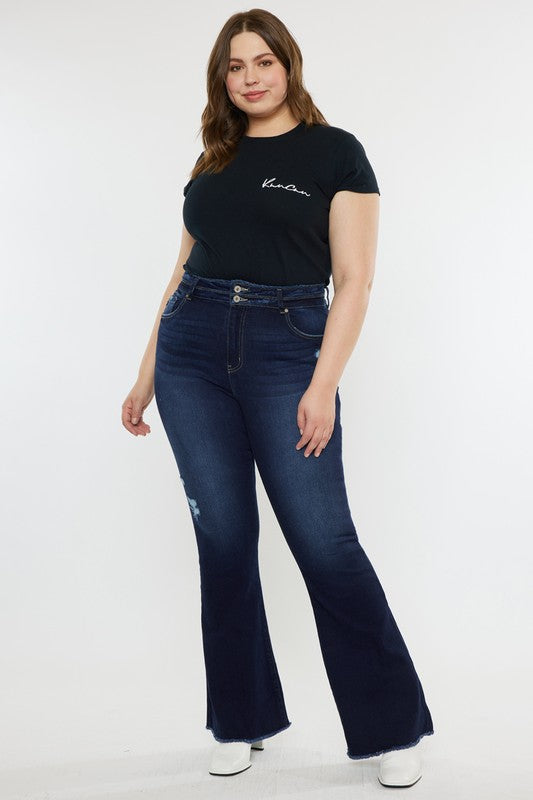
[377,743,422,787]
[209,739,264,775]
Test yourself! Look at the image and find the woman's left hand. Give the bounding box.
[296,384,336,457]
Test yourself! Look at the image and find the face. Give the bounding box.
[225,31,289,120]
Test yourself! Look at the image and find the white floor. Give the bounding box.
[1,735,530,800]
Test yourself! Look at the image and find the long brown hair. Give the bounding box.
[187,8,329,181]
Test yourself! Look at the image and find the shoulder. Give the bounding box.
[306,124,380,196]
[305,123,364,148]
[304,123,374,167]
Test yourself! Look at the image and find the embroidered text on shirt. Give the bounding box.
[262,178,311,197]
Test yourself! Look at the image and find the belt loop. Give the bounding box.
[276,287,285,313]
[186,273,199,297]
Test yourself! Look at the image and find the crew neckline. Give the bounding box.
[242,120,305,140]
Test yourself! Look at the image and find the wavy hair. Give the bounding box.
[187,8,329,181]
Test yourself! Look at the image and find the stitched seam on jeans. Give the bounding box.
[161,295,188,319]
[227,307,247,373]
[284,312,326,339]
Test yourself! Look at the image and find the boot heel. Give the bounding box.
[209,741,253,775]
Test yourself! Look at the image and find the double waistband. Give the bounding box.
[180,269,330,309]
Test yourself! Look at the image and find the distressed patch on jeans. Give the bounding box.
[180,476,200,518]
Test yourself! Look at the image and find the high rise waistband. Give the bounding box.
[180,269,330,309]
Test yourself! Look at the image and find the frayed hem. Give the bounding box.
[347,728,434,760]
[206,720,292,744]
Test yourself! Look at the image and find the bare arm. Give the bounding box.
[309,191,380,393]
[137,224,196,382]
[296,190,380,456]
[121,224,196,435]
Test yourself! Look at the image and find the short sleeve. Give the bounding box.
[183,151,205,197]
[333,133,380,196]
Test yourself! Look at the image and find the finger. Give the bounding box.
[295,426,309,449]
[314,429,332,457]
[125,420,151,436]
[121,408,137,433]
[295,424,318,450]
[307,425,333,457]
[304,430,327,457]
[123,409,151,436]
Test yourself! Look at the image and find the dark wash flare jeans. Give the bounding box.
[154,269,434,760]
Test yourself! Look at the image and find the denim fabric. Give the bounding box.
[154,269,434,759]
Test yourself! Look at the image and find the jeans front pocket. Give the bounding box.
[161,287,190,320]
[283,303,329,339]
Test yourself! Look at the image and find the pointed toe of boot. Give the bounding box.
[377,745,422,787]
[208,741,253,776]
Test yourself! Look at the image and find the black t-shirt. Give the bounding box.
[182,121,380,287]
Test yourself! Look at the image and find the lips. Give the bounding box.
[244,91,266,98]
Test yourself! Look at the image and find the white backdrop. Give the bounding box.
[1,1,532,797]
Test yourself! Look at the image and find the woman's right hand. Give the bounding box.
[122,377,154,436]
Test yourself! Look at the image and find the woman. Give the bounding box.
[122,9,434,788]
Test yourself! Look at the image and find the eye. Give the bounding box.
[229,60,274,72]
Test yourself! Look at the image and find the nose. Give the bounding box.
[244,68,260,85]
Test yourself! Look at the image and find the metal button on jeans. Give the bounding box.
[234,285,242,292]
[233,295,241,302]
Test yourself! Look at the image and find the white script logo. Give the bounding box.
[261,178,310,197]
